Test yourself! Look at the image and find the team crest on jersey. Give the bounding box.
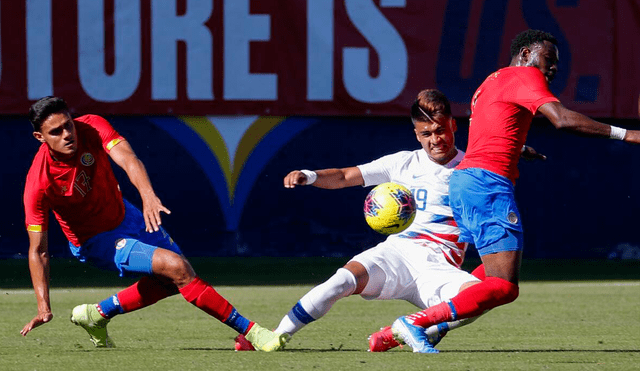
[80,153,95,166]
[507,212,519,224]
[115,238,127,250]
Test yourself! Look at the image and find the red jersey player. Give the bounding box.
[20,96,288,351]
[388,30,640,352]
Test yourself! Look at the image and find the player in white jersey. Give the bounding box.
[234,89,543,353]
[231,89,484,353]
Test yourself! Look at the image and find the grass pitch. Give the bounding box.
[1,259,639,370]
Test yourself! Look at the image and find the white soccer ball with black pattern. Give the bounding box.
[363,182,416,235]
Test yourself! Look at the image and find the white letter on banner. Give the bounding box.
[343,0,407,103]
[26,0,53,99]
[78,0,141,102]
[152,0,213,100]
[307,0,334,101]
[224,0,276,100]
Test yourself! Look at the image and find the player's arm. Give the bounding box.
[21,231,53,336]
[284,167,364,189]
[108,140,170,232]
[538,101,640,144]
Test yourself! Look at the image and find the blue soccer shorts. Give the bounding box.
[69,199,182,277]
[449,168,524,256]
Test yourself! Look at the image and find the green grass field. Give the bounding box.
[1,258,639,370]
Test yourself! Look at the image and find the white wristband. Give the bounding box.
[610,125,627,140]
[300,169,317,185]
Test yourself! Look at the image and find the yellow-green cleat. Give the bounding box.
[70,304,115,348]
[244,324,289,352]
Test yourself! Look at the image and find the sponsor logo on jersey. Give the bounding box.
[80,152,95,166]
[115,238,127,250]
[507,212,518,224]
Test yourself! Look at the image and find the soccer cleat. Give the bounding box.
[368,326,402,352]
[243,324,290,352]
[234,334,256,351]
[70,304,115,348]
[391,317,439,354]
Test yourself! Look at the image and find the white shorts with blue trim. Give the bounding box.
[349,237,478,309]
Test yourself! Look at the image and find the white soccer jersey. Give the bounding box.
[357,148,467,268]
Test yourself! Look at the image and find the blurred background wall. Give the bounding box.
[1,0,639,260]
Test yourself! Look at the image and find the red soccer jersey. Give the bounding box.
[457,66,559,182]
[24,115,126,246]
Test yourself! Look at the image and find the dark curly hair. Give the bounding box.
[510,29,557,58]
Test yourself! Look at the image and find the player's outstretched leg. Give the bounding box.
[391,317,439,354]
[179,276,287,352]
[70,304,115,348]
[235,267,358,351]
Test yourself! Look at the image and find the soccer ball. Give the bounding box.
[364,182,416,235]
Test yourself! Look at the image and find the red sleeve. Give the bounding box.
[24,170,49,233]
[509,67,559,114]
[78,115,125,152]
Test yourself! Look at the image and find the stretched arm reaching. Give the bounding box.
[284,167,365,190]
[21,231,53,336]
[108,140,170,232]
[538,101,640,144]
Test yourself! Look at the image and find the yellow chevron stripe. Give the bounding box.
[178,116,231,198]
[231,116,286,192]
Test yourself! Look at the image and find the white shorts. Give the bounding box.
[350,237,478,309]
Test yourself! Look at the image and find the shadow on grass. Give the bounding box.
[179,347,640,353]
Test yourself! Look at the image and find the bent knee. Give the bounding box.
[152,249,195,284]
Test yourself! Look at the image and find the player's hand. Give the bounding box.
[623,130,640,145]
[521,145,547,161]
[284,170,309,188]
[141,194,171,232]
[20,311,53,336]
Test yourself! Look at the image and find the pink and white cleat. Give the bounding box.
[368,326,402,352]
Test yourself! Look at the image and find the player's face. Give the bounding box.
[33,112,78,159]
[414,117,457,165]
[525,41,559,83]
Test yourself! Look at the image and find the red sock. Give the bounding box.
[408,301,453,328]
[117,276,179,313]
[450,277,519,318]
[179,277,234,322]
[471,264,486,280]
[409,276,519,328]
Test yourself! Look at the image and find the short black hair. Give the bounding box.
[510,29,557,58]
[28,96,69,132]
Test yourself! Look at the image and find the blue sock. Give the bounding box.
[97,295,125,319]
[224,308,252,334]
[291,301,316,324]
[436,322,450,335]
